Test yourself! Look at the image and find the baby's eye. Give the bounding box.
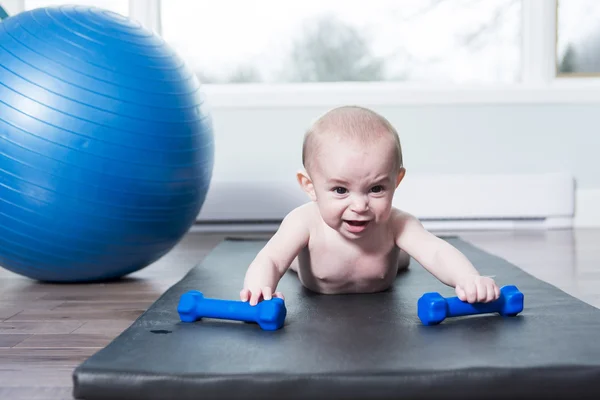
[333,187,348,194]
[371,185,384,193]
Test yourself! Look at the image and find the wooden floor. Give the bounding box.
[0,228,599,399]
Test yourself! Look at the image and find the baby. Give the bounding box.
[240,105,499,306]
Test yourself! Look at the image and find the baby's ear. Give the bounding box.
[296,170,317,201]
[395,167,406,188]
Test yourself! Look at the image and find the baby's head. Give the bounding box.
[297,106,405,239]
[302,105,403,174]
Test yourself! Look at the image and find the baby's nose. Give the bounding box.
[350,196,369,212]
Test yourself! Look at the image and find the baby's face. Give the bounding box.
[308,136,401,240]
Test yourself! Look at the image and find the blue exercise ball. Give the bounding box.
[0,6,214,282]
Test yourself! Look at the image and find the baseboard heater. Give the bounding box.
[194,173,574,232]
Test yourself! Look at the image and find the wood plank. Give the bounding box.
[0,300,65,321]
[27,285,160,296]
[0,279,34,291]
[0,387,72,400]
[15,334,113,348]
[71,320,134,335]
[0,321,84,334]
[0,348,97,366]
[0,366,74,387]
[0,290,49,301]
[0,334,31,348]
[52,300,153,310]
[6,308,144,321]
[0,300,65,310]
[40,292,163,302]
[0,307,21,320]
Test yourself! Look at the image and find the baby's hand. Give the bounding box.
[455,275,500,304]
[240,286,284,306]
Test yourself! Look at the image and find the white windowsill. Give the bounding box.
[201,79,600,108]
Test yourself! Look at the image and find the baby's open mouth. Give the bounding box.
[344,220,369,226]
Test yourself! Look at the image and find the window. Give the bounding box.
[556,0,600,76]
[24,0,128,17]
[160,0,522,84]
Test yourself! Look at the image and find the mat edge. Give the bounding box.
[72,365,600,400]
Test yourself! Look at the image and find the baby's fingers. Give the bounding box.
[262,286,273,301]
[475,279,489,302]
[274,291,285,300]
[464,281,477,303]
[485,281,499,302]
[240,289,250,302]
[455,285,467,301]
[249,290,263,306]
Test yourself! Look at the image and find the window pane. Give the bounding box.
[557,0,600,75]
[161,0,522,84]
[24,1,129,17]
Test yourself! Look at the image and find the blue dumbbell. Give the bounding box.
[418,285,524,325]
[177,290,287,331]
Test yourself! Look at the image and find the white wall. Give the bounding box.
[209,103,598,187]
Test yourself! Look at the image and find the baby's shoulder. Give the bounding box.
[283,202,319,227]
[389,207,411,222]
[388,207,422,232]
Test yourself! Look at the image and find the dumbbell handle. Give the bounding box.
[197,299,259,322]
[178,292,259,323]
[445,296,505,317]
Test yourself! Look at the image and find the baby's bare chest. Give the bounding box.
[297,236,401,294]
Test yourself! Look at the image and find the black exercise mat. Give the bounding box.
[72,237,600,399]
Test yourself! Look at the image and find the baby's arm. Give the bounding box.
[240,206,310,306]
[393,210,499,303]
